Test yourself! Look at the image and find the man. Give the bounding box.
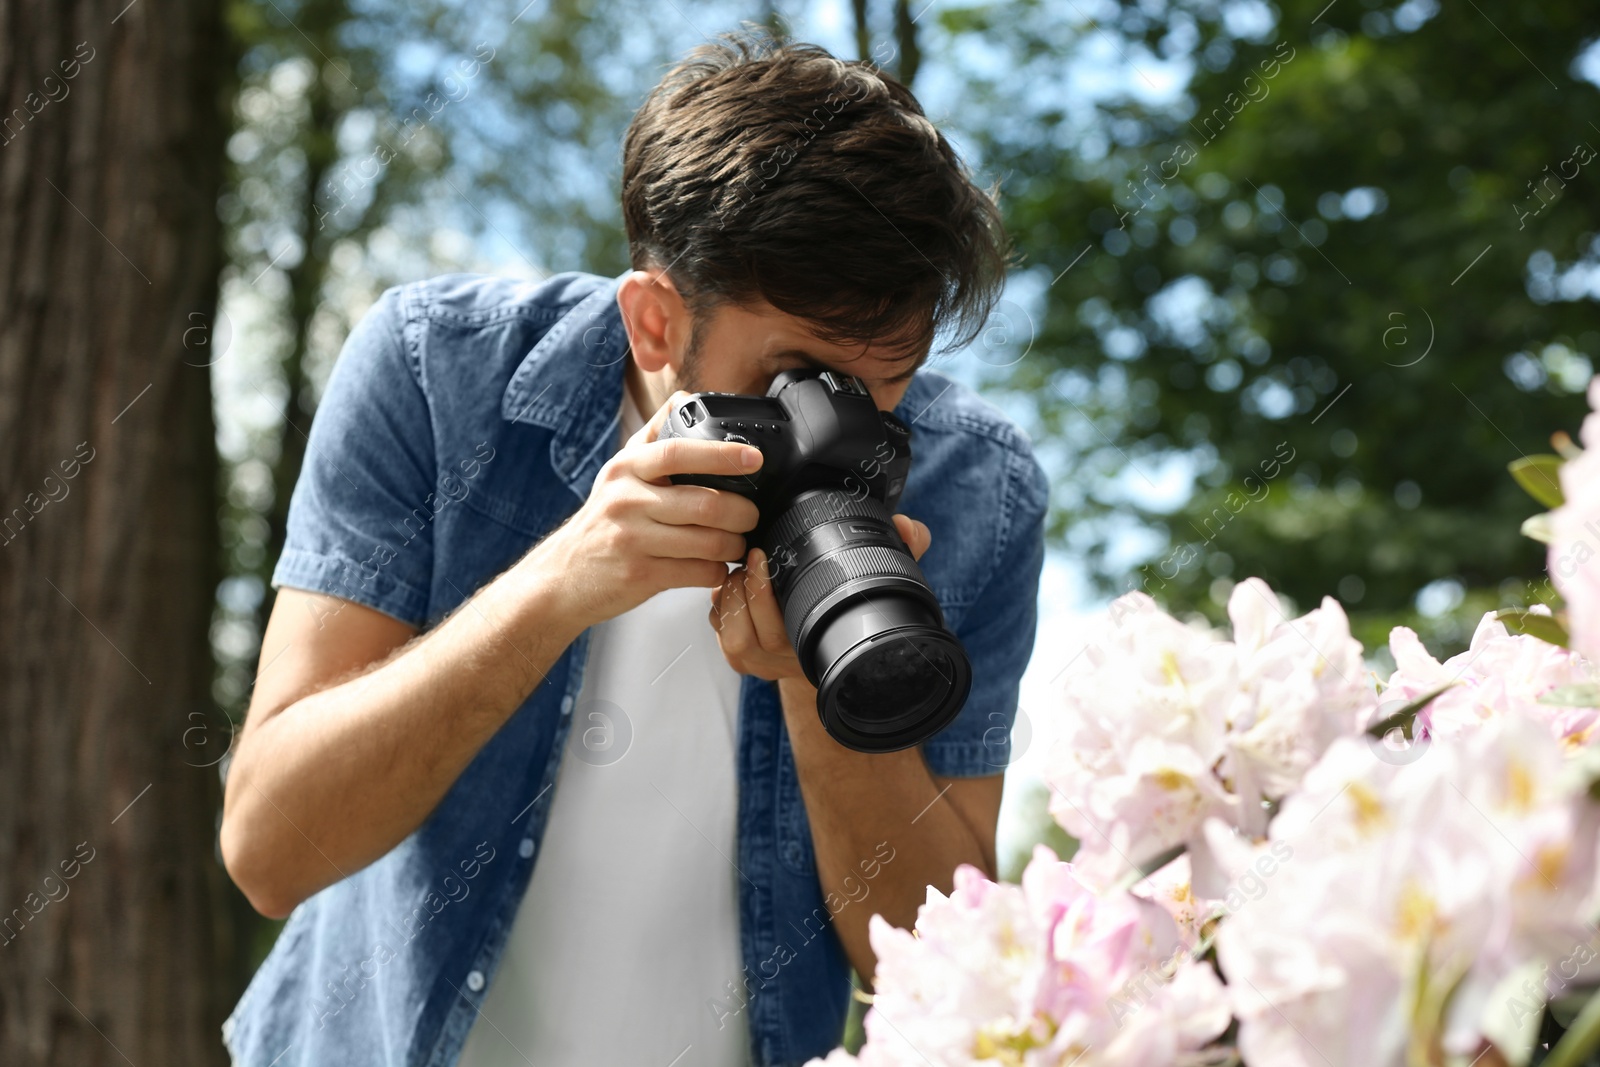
[219,31,1047,1067]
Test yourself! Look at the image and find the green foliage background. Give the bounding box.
[964,0,1599,652]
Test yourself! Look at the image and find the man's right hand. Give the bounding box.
[221,388,768,919]
[533,389,764,629]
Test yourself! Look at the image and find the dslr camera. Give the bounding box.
[658,367,972,753]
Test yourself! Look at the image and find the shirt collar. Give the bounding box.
[501,273,630,499]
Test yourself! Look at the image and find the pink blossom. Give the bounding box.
[810,846,1230,1067]
[1046,579,1377,895]
[1383,611,1600,749]
[1215,717,1600,1066]
[1551,376,1600,661]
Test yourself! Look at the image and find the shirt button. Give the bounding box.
[466,970,485,993]
[518,837,535,858]
[560,695,574,715]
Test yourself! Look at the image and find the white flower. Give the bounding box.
[1047,579,1376,895]
[1383,611,1600,749]
[1215,717,1600,1067]
[1130,854,1210,949]
[1223,579,1372,834]
[1551,377,1600,663]
[808,846,1231,1067]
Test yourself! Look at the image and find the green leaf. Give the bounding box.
[1367,684,1454,740]
[1543,985,1600,1067]
[1540,684,1600,708]
[1497,609,1571,648]
[1509,455,1566,509]
[1112,843,1186,893]
[1522,513,1555,544]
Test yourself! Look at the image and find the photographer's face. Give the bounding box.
[682,299,921,411]
[617,268,922,413]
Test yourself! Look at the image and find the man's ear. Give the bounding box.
[616,269,690,374]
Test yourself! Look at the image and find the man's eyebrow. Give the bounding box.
[769,348,920,385]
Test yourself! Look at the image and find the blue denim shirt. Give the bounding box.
[221,270,1048,1067]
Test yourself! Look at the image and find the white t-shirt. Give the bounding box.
[456,382,750,1067]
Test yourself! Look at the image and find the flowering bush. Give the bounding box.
[1384,611,1600,748]
[1215,717,1600,1066]
[1552,379,1600,664]
[810,847,1230,1067]
[1042,577,1372,897]
[814,386,1600,1067]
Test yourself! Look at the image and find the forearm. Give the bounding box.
[777,676,996,985]
[222,549,584,917]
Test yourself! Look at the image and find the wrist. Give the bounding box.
[777,675,851,761]
[505,537,594,646]
[777,674,818,708]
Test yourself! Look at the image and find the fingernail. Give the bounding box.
[741,446,762,467]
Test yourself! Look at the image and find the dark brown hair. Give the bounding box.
[621,30,1009,361]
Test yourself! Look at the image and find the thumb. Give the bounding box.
[892,514,932,561]
[639,389,692,446]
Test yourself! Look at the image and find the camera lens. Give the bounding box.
[762,489,972,753]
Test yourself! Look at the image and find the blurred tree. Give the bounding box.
[0,0,236,1064]
[957,0,1600,651]
[212,0,690,733]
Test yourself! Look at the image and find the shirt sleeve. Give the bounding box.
[919,443,1049,778]
[270,284,437,628]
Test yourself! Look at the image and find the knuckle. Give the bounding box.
[692,490,718,527]
[603,452,637,485]
[598,487,633,521]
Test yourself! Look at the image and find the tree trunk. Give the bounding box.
[892,0,922,87]
[0,1,236,1064]
[257,5,347,645]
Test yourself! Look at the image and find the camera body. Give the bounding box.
[657,368,913,543]
[658,368,972,753]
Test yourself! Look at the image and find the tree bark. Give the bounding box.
[0,1,236,1064]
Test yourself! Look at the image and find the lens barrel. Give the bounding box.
[762,488,972,752]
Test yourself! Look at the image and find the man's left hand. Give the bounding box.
[710,513,931,681]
